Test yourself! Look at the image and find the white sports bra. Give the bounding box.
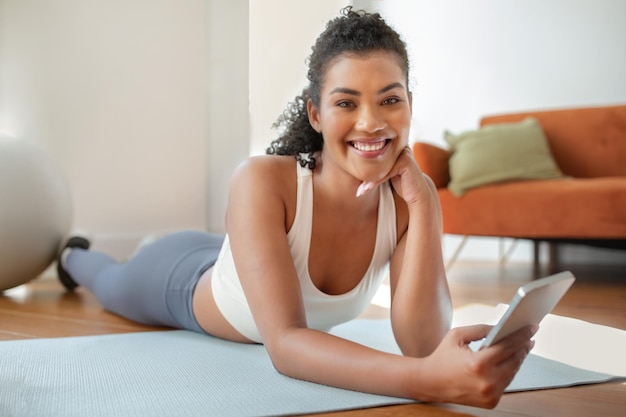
[211,159,397,343]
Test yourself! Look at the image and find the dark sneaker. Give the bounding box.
[57,235,91,291]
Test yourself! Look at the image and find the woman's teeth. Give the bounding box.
[351,140,388,152]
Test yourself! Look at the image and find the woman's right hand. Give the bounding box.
[416,324,537,409]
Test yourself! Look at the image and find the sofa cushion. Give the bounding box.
[481,105,626,178]
[444,118,564,196]
[438,177,626,238]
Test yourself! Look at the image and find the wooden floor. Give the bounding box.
[1,259,625,416]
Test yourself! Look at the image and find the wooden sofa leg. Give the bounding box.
[548,242,560,273]
[532,240,541,278]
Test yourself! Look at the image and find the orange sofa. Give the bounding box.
[413,104,626,268]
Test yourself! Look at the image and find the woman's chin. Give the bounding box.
[357,161,395,183]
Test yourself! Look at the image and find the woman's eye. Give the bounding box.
[337,101,355,108]
[382,97,400,105]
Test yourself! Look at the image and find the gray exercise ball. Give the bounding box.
[0,137,72,291]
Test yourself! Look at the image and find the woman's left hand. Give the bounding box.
[357,146,432,206]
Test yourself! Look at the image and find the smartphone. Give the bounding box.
[480,270,576,349]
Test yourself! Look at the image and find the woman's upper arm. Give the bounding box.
[225,157,306,349]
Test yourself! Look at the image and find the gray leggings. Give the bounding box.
[65,230,225,333]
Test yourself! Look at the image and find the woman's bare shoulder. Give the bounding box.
[227,155,298,232]
[231,155,295,185]
[229,154,297,202]
[235,154,294,173]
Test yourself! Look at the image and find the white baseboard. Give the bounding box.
[443,235,626,265]
[443,235,534,262]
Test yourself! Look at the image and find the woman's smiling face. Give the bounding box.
[308,51,412,183]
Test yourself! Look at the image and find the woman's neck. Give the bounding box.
[312,153,380,212]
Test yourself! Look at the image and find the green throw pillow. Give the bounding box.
[444,117,563,196]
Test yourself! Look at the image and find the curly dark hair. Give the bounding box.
[266,6,410,169]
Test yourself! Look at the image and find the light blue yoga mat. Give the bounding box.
[0,320,618,417]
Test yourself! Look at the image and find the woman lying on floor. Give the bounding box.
[57,7,535,409]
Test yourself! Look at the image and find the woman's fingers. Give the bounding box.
[356,145,424,198]
[424,324,535,408]
[449,324,493,346]
[467,324,536,400]
[477,325,537,365]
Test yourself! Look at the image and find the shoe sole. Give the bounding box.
[57,236,91,291]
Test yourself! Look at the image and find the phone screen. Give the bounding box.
[480,271,575,348]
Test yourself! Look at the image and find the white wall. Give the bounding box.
[0,0,249,259]
[205,1,250,234]
[248,0,348,156]
[374,0,626,147]
[371,0,626,262]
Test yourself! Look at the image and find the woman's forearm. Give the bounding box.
[391,194,453,357]
[267,327,430,401]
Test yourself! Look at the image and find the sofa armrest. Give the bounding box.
[412,142,451,188]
